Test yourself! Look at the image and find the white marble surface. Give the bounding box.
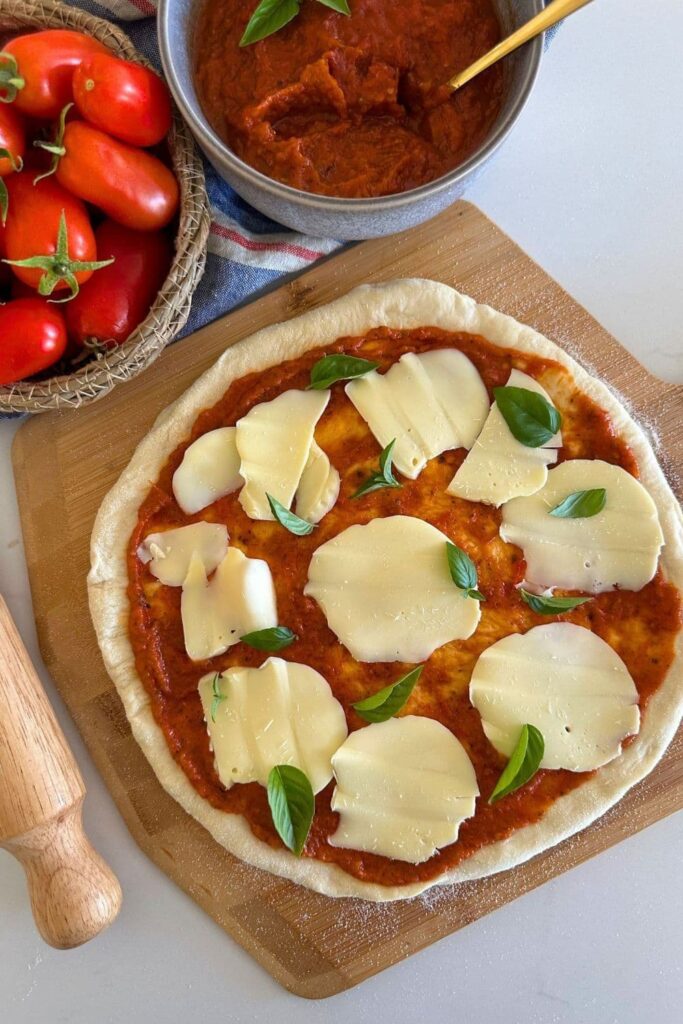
[1,1,682,1020]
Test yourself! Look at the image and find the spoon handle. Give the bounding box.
[449,0,594,92]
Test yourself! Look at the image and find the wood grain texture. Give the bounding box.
[0,596,122,949]
[11,202,682,994]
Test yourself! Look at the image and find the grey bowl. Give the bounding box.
[158,0,543,240]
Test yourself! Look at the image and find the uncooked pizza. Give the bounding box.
[89,280,683,901]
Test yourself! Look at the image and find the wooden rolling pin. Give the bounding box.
[0,596,122,948]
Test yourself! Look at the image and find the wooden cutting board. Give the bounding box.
[12,202,683,999]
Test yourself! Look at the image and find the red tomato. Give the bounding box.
[0,298,67,385]
[66,220,173,348]
[3,173,99,292]
[73,54,172,148]
[0,30,108,119]
[55,121,179,231]
[0,104,25,176]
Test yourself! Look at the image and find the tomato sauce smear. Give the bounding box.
[128,326,681,887]
[193,0,505,197]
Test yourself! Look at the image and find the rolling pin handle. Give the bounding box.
[4,798,122,949]
[0,594,122,947]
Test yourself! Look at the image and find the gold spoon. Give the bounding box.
[449,0,594,92]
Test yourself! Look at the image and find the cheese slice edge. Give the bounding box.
[447,369,562,507]
[330,717,479,863]
[500,459,664,593]
[172,426,242,515]
[304,515,481,662]
[469,622,640,772]
[199,658,348,794]
[137,522,228,586]
[236,389,330,520]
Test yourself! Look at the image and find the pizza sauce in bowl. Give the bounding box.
[193,0,505,198]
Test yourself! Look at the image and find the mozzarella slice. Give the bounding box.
[447,369,562,507]
[181,547,277,661]
[137,522,228,586]
[295,441,340,524]
[198,658,348,794]
[345,350,489,480]
[330,717,479,863]
[236,389,330,520]
[172,427,242,515]
[304,515,481,662]
[500,459,664,593]
[469,623,640,772]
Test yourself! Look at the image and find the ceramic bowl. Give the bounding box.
[158,0,543,240]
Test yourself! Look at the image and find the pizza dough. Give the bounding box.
[89,279,683,902]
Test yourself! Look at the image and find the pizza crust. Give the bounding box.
[88,279,683,902]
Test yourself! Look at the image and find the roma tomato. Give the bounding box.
[66,220,173,348]
[3,173,110,296]
[55,121,179,231]
[73,54,172,148]
[0,30,108,119]
[0,104,25,175]
[0,298,67,385]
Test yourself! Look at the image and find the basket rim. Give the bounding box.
[0,0,211,414]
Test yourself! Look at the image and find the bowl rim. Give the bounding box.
[158,0,545,212]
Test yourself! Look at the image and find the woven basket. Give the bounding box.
[0,0,211,414]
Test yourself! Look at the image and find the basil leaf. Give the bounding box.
[352,439,402,498]
[316,0,351,12]
[446,542,486,601]
[267,764,314,856]
[241,626,297,651]
[520,589,592,615]
[352,666,423,723]
[309,354,378,390]
[210,673,225,723]
[240,0,300,46]
[378,440,397,479]
[549,488,606,519]
[267,493,315,535]
[489,724,545,803]
[493,386,562,448]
